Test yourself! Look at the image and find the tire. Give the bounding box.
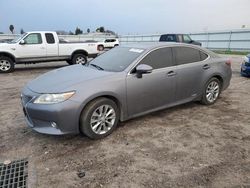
[66,60,73,65]
[0,56,15,73]
[72,54,87,65]
[201,77,221,105]
[80,98,119,139]
[98,45,104,51]
[114,44,119,47]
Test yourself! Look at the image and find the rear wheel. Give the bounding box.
[0,56,15,73]
[201,77,221,105]
[72,54,87,65]
[66,60,73,65]
[98,45,104,51]
[80,98,119,139]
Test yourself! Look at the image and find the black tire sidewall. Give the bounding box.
[80,98,119,139]
[72,54,87,65]
[202,77,221,105]
[0,56,15,73]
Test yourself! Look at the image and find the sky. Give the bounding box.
[0,0,250,35]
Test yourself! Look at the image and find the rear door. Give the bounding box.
[173,46,209,102]
[45,33,58,57]
[126,47,177,116]
[16,33,46,58]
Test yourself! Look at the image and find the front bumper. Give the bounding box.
[241,63,250,77]
[21,87,81,135]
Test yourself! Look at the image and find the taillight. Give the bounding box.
[225,59,231,67]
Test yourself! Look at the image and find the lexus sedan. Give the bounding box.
[21,43,232,139]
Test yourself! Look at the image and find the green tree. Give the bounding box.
[75,27,83,35]
[96,27,105,33]
[9,25,14,34]
[87,28,90,33]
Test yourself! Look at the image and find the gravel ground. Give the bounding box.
[0,55,249,188]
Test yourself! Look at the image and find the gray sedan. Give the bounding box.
[21,43,232,139]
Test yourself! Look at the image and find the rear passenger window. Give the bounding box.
[200,51,208,61]
[174,47,201,65]
[45,33,55,44]
[139,47,174,69]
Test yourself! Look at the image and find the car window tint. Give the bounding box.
[24,33,42,44]
[139,47,174,69]
[174,47,201,65]
[200,51,208,61]
[45,33,55,44]
[159,35,176,42]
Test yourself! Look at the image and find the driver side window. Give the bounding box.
[24,33,42,44]
[183,35,192,43]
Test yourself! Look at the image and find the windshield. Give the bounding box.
[89,47,145,72]
[9,33,27,43]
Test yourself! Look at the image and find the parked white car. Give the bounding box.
[0,31,102,73]
[98,39,119,50]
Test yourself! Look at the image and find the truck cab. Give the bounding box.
[159,34,202,46]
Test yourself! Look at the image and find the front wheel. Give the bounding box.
[201,77,221,105]
[0,56,15,73]
[80,98,119,139]
[72,54,87,65]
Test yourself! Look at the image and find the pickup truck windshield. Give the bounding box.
[89,47,144,72]
[9,33,27,43]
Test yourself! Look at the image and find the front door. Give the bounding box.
[16,33,46,59]
[126,47,177,117]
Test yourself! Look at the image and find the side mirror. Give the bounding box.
[136,64,153,78]
[19,40,25,45]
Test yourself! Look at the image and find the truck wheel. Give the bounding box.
[80,97,119,139]
[0,56,15,73]
[98,45,104,51]
[66,60,73,65]
[72,54,87,65]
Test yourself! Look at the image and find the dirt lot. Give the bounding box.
[0,55,249,188]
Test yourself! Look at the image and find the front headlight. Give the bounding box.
[33,91,75,104]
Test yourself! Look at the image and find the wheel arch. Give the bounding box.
[71,50,88,59]
[208,74,224,88]
[0,52,16,62]
[77,93,125,131]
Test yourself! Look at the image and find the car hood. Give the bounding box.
[0,43,15,48]
[27,65,114,93]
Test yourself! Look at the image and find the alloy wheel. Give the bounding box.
[206,81,220,103]
[0,60,11,71]
[76,56,86,64]
[90,105,116,135]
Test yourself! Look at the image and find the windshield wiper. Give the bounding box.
[89,64,104,70]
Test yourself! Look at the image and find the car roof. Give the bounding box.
[122,42,195,50]
[121,42,218,57]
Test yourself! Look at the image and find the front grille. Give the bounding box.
[0,159,29,188]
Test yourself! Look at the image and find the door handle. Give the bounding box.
[203,64,210,70]
[167,71,177,77]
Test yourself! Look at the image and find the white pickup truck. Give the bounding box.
[0,31,102,73]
